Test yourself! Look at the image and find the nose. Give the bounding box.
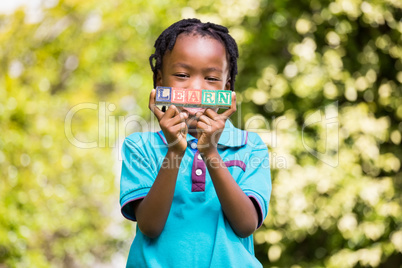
[188,76,204,90]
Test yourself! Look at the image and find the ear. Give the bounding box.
[156,70,163,87]
[224,78,231,91]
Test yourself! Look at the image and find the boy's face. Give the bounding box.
[157,34,230,118]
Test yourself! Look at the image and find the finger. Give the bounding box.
[163,105,181,120]
[194,111,203,121]
[198,114,212,126]
[196,121,212,132]
[203,108,218,120]
[169,111,188,126]
[149,89,164,121]
[180,121,188,136]
[170,122,188,135]
[181,123,188,136]
[221,91,237,119]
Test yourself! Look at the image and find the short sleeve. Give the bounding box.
[120,134,157,221]
[238,132,272,228]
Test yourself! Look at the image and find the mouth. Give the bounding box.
[181,107,205,116]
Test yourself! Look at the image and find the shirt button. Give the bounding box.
[197,154,202,160]
[196,169,203,176]
[190,142,197,149]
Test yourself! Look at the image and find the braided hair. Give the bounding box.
[149,18,239,91]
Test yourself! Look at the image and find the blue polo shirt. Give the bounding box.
[120,120,271,267]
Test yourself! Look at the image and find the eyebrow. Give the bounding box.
[172,63,223,73]
[172,63,192,69]
[204,67,223,73]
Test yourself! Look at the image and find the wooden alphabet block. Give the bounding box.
[202,90,216,106]
[155,87,232,109]
[186,89,202,107]
[171,87,186,104]
[155,86,171,104]
[216,90,231,107]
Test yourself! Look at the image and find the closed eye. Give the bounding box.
[206,77,221,82]
[174,73,189,78]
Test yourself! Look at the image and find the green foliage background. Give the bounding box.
[1,0,401,267]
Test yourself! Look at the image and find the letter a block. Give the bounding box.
[186,89,202,107]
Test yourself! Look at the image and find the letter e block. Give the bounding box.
[171,87,186,105]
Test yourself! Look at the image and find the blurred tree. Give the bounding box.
[0,0,401,267]
[236,0,402,267]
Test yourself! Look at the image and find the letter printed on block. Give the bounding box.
[202,90,216,106]
[217,90,231,107]
[155,87,172,104]
[172,88,186,104]
[186,89,202,106]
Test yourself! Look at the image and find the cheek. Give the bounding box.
[160,74,168,85]
[159,71,172,86]
[163,76,182,88]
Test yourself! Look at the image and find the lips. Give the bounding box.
[182,107,205,116]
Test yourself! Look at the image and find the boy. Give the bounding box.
[120,18,271,267]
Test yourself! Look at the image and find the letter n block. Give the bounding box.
[186,89,202,107]
[155,86,172,105]
[216,90,231,107]
[171,87,186,105]
[202,90,216,106]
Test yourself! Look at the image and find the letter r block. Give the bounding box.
[202,90,216,106]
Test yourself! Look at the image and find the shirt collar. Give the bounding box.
[157,120,248,148]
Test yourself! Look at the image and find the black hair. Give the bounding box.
[149,18,239,91]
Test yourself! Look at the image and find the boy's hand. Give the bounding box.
[196,92,236,157]
[149,89,189,154]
